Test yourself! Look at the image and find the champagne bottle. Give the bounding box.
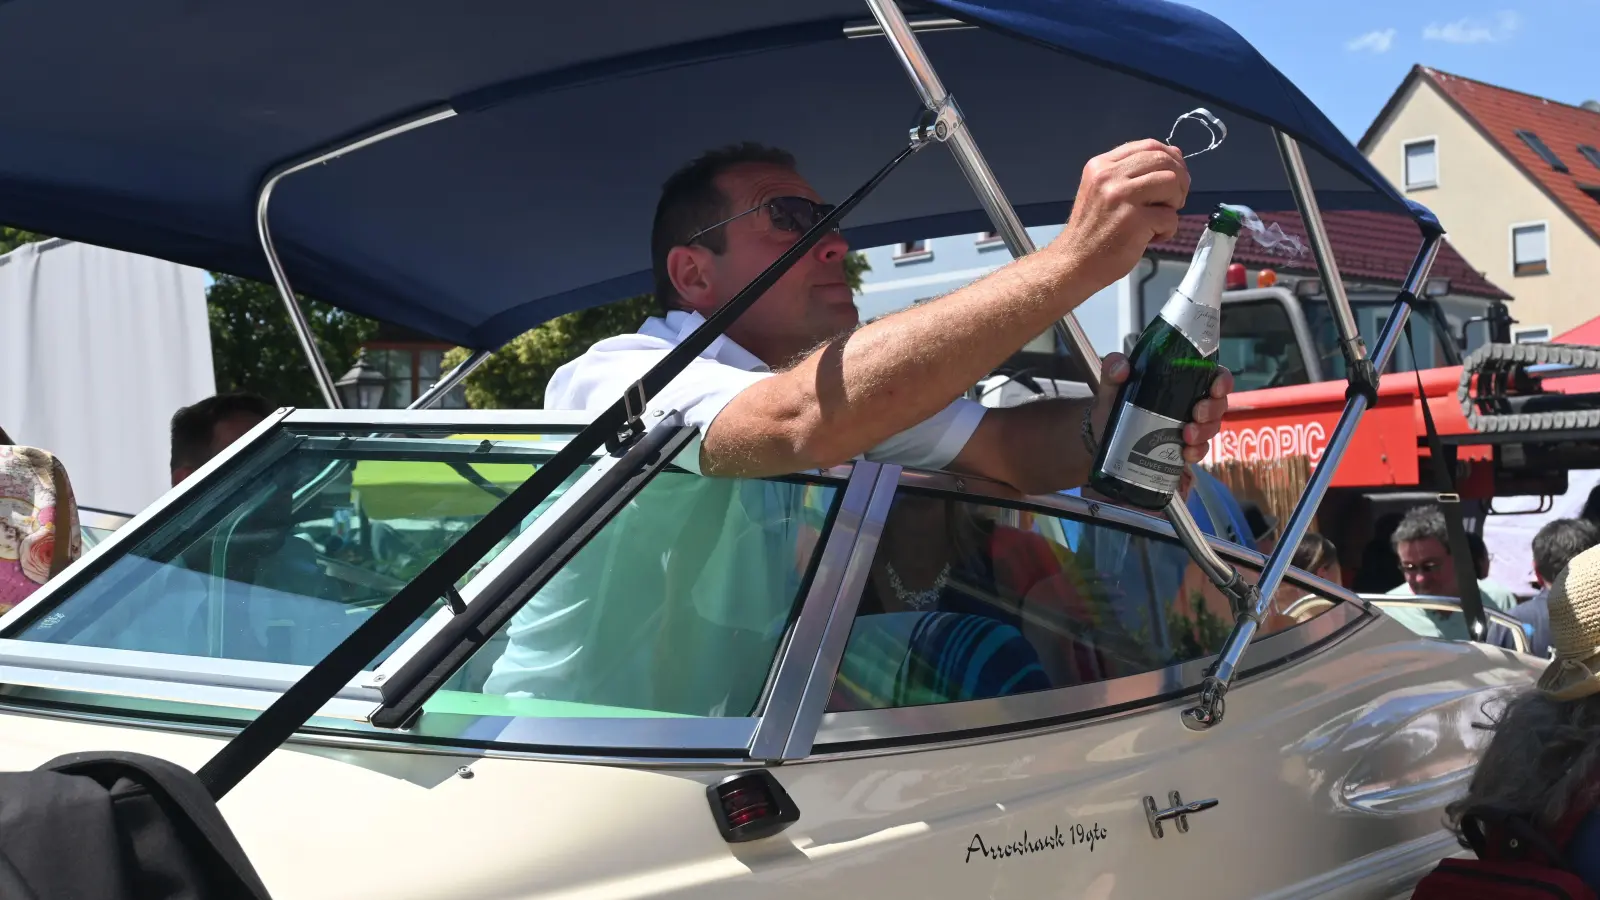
[1089,204,1243,510]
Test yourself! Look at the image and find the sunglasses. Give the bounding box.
[686,196,839,247]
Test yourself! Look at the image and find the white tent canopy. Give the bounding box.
[0,239,214,514]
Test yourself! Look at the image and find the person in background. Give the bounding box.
[1268,532,1341,626]
[0,424,81,613]
[1490,519,1600,658]
[1444,543,1600,892]
[1387,505,1517,613]
[1293,532,1341,585]
[169,392,276,485]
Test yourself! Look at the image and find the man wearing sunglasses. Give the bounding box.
[548,141,1231,491]
[488,141,1237,703]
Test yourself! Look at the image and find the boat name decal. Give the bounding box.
[965,823,1108,863]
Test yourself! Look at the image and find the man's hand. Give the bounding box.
[1089,352,1233,466]
[1053,140,1190,288]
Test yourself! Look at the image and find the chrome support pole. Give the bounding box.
[255,105,458,408]
[1275,133,1364,358]
[864,0,1242,595]
[408,348,490,410]
[1183,232,1443,731]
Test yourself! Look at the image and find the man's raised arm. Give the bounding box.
[700,139,1192,480]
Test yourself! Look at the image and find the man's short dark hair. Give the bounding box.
[650,142,797,314]
[1390,504,1490,565]
[1391,505,1450,550]
[171,392,275,472]
[1532,518,1600,583]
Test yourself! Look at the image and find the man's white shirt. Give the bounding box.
[481,310,988,705]
[543,309,987,473]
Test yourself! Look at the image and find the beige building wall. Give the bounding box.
[1364,78,1600,338]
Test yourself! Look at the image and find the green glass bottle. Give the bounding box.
[1089,204,1243,510]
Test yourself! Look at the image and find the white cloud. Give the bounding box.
[1423,11,1521,44]
[1346,28,1397,53]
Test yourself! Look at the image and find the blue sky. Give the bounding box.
[1175,1,1600,140]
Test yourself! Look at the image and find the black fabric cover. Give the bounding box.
[0,752,273,900]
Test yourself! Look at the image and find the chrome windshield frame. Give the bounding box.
[748,462,900,761]
[0,438,887,758]
[0,447,1375,759]
[804,465,1374,750]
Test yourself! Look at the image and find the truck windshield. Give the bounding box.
[1303,300,1451,378]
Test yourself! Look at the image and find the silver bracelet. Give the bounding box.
[1080,404,1099,456]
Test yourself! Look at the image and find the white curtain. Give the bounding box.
[0,240,214,515]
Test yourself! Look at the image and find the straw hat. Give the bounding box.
[1537,544,1600,701]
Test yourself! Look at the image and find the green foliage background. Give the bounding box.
[205,274,378,407]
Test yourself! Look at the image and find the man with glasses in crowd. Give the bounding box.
[1379,504,1519,641]
[486,141,1237,703]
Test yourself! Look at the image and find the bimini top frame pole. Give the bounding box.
[862,0,1252,605]
[1182,144,1444,729]
[408,348,492,410]
[255,104,458,408]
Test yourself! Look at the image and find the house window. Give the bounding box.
[1515,130,1569,173]
[1514,326,1552,344]
[1580,144,1600,172]
[1403,138,1438,189]
[893,239,931,263]
[367,346,469,408]
[1511,222,1550,276]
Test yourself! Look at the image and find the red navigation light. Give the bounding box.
[707,771,800,843]
[1226,262,1247,290]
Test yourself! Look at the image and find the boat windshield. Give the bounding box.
[5,426,582,668]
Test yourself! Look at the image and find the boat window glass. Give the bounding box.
[8,428,582,668]
[434,468,843,720]
[826,488,1331,712]
[1217,299,1309,390]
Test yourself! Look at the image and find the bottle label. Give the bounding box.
[1099,403,1186,494]
[1158,294,1221,357]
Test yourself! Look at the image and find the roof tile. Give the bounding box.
[1148,209,1509,299]
[1423,67,1600,243]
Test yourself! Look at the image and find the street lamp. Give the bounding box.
[335,349,388,409]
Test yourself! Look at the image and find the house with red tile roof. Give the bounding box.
[1360,65,1600,341]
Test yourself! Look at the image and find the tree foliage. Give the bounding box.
[444,252,873,409]
[206,274,378,408]
[0,227,47,256]
[443,294,657,410]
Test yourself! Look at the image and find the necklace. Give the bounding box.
[886,561,951,611]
